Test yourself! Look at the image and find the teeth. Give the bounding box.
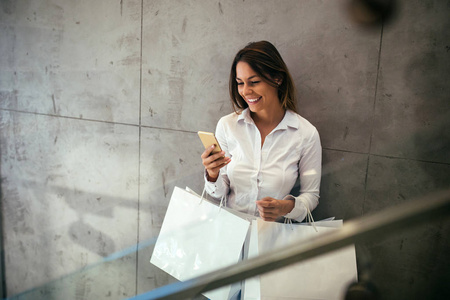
[247,97,259,103]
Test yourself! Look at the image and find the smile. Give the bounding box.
[247,97,261,103]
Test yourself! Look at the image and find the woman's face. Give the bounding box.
[235,61,280,115]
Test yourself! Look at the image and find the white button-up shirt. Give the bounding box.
[204,109,322,222]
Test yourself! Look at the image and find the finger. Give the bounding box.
[206,156,230,169]
[258,208,277,218]
[260,214,276,222]
[256,199,276,208]
[203,151,226,166]
[258,197,276,203]
[259,205,282,219]
[205,162,230,181]
[209,160,230,174]
[209,150,226,162]
[202,152,226,167]
[257,206,276,213]
[201,145,217,159]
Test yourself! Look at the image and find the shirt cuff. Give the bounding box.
[203,169,222,198]
[283,195,308,222]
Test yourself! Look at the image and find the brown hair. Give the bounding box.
[229,41,298,113]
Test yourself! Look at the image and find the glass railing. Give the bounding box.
[130,189,450,300]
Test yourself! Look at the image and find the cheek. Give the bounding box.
[266,87,278,98]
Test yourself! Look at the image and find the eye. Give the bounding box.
[236,82,244,86]
[251,81,260,84]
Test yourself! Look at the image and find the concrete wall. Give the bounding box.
[0,0,449,299]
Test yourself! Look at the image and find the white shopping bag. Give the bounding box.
[150,186,250,300]
[243,219,358,300]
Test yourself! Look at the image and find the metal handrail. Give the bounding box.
[131,189,450,300]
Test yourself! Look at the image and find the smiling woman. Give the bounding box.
[229,41,298,114]
[200,41,322,223]
[235,61,281,120]
[235,60,285,147]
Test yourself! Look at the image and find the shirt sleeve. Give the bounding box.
[284,128,322,222]
[203,118,230,200]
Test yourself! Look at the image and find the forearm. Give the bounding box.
[284,192,319,222]
[203,169,230,200]
[285,128,321,221]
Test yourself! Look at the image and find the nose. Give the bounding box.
[241,83,252,97]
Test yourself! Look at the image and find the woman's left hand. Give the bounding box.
[256,197,295,222]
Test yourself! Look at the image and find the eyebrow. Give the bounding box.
[236,75,259,81]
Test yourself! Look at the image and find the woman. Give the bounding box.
[201,41,322,222]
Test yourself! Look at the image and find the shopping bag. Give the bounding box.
[243,219,357,300]
[150,186,250,300]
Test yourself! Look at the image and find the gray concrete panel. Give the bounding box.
[290,9,381,154]
[364,155,450,214]
[363,155,450,299]
[371,0,450,163]
[141,0,380,156]
[0,0,141,124]
[360,218,450,300]
[9,253,136,300]
[141,0,237,131]
[1,0,449,298]
[0,111,139,297]
[313,149,367,221]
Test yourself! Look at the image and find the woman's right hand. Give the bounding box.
[201,145,231,182]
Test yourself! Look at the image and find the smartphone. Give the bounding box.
[198,131,222,155]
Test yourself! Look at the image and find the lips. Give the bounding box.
[246,96,261,104]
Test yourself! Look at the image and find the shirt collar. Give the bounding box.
[237,108,253,124]
[237,108,299,130]
[279,110,299,130]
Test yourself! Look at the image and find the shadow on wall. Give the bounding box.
[15,178,191,259]
[406,51,450,165]
[347,0,398,26]
[6,178,220,299]
[3,179,161,299]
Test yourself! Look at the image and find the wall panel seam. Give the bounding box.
[363,22,385,215]
[136,0,144,296]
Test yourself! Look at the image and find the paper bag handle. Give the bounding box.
[199,185,227,210]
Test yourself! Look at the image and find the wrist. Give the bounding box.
[206,171,219,182]
[282,199,295,215]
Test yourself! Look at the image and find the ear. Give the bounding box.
[273,73,283,85]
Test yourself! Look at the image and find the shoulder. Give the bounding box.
[286,111,320,143]
[217,111,241,130]
[215,111,241,147]
[219,111,240,123]
[287,111,318,133]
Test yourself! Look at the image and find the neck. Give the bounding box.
[251,106,286,127]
